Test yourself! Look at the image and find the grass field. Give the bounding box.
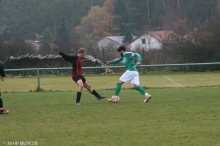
[1,71,220,92]
[0,72,220,146]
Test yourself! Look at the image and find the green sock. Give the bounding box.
[114,83,122,96]
[136,86,146,95]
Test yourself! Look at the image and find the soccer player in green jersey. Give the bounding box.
[106,46,151,103]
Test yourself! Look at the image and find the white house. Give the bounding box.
[97,36,137,50]
[128,31,175,51]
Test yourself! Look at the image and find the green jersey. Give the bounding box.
[110,52,142,71]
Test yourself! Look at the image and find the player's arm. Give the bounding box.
[59,52,78,63]
[107,57,123,65]
[133,53,142,66]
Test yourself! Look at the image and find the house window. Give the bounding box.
[142,39,146,44]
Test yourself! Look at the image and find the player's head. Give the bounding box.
[78,48,86,57]
[117,46,126,52]
[117,46,126,57]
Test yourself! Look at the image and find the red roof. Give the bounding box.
[147,31,175,43]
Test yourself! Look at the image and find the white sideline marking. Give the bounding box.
[163,76,183,87]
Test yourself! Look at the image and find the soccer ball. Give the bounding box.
[114,96,120,102]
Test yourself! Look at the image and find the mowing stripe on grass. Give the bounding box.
[163,76,183,87]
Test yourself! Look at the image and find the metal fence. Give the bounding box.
[4,62,220,90]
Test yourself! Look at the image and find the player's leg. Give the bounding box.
[114,70,133,96]
[131,72,151,103]
[76,79,84,105]
[84,81,106,100]
[73,76,84,105]
[108,80,124,102]
[114,81,124,96]
[135,85,151,102]
[76,79,83,105]
[108,71,131,102]
[0,93,9,114]
[0,92,3,110]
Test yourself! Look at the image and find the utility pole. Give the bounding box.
[146,0,150,27]
[54,19,56,38]
[177,0,180,9]
[142,39,146,64]
[162,0,165,7]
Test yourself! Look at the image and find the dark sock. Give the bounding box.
[91,90,100,98]
[0,96,3,109]
[76,91,82,103]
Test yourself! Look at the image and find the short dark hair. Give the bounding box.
[117,46,126,52]
[78,48,86,54]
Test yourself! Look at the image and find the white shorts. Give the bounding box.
[119,70,140,85]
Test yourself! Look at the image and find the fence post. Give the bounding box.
[37,70,40,90]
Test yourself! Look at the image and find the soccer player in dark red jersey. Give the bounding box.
[59,48,106,105]
[0,61,9,114]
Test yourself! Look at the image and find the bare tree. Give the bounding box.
[216,0,220,17]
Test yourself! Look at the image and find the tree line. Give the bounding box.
[0,0,220,71]
[0,0,217,38]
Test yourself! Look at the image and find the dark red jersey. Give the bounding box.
[59,52,83,78]
[71,57,83,77]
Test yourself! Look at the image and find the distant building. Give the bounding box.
[97,36,137,50]
[23,40,40,51]
[128,31,176,51]
[1,39,40,53]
